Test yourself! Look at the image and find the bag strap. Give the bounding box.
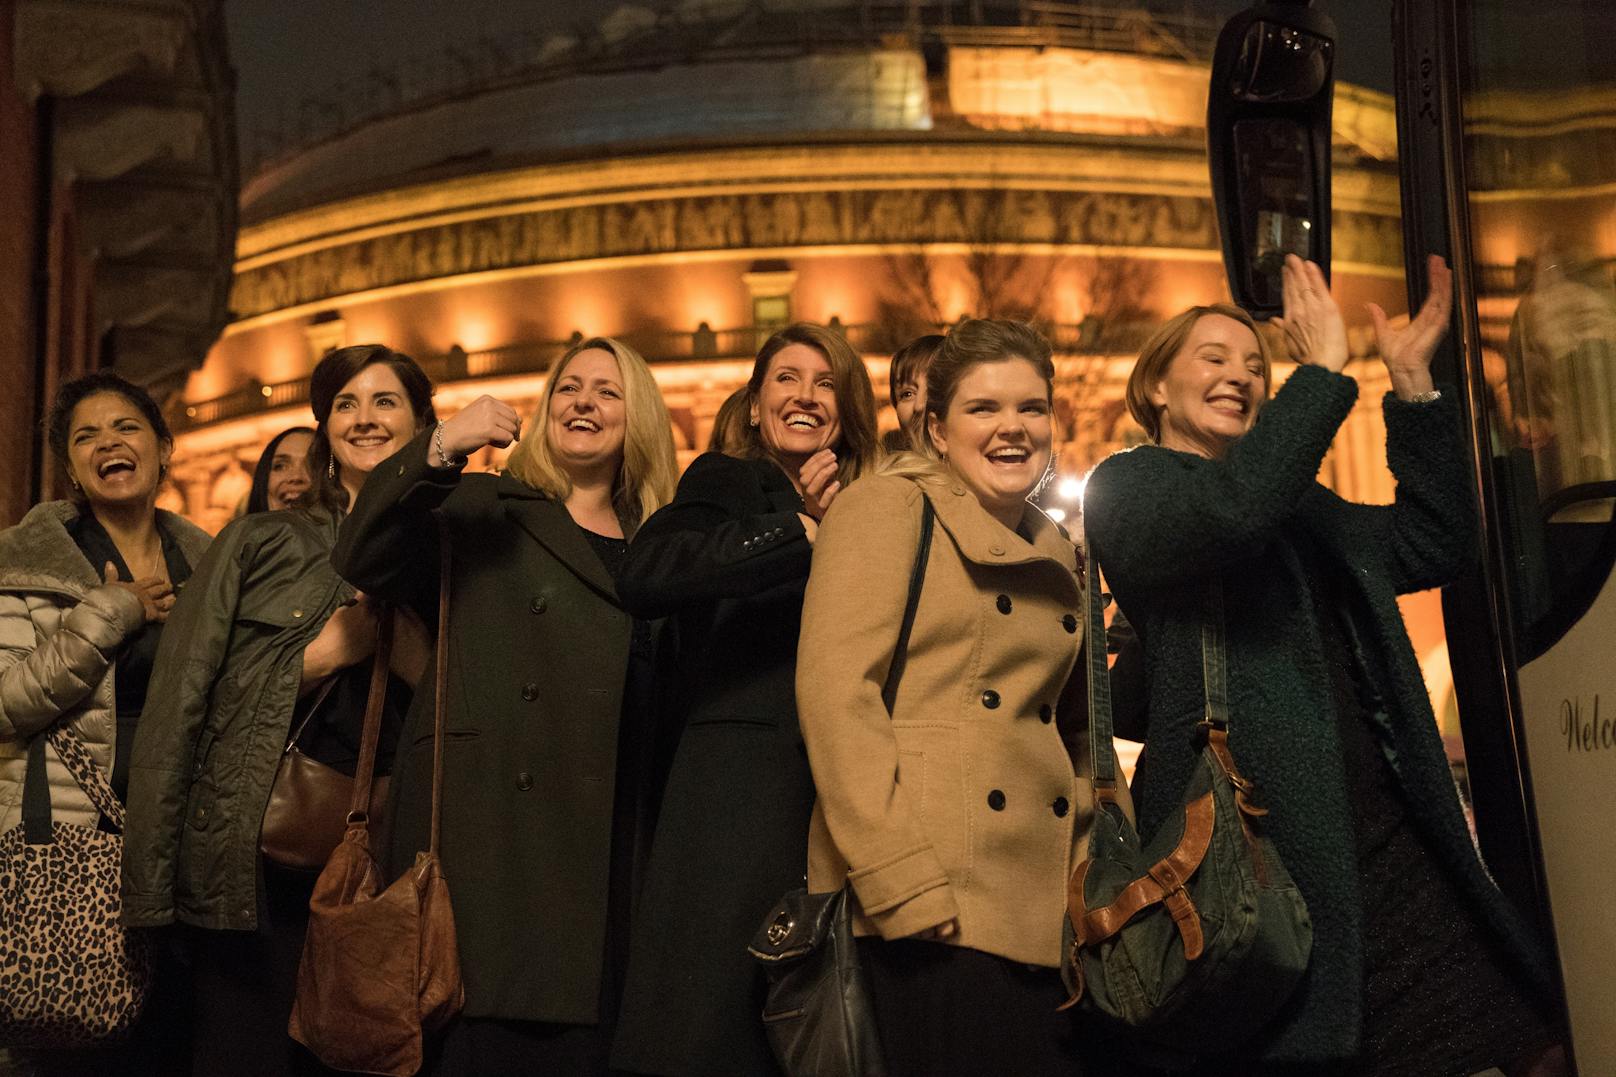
[1201,579,1230,729]
[879,495,935,716]
[282,676,341,755]
[429,513,452,857]
[1082,518,1118,793]
[345,604,395,823]
[21,723,127,841]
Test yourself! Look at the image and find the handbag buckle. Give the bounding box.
[765,910,794,946]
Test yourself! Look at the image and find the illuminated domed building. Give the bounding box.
[168,0,1411,528]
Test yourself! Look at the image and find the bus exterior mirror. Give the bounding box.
[1208,2,1337,317]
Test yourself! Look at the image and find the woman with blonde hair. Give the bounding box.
[612,322,880,1077]
[333,336,679,1075]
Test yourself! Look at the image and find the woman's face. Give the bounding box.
[547,348,627,477]
[893,370,928,438]
[327,363,418,485]
[66,392,170,510]
[928,358,1053,525]
[266,431,313,510]
[751,343,843,464]
[1151,314,1266,458]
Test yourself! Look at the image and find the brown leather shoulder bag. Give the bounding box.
[289,514,464,1076]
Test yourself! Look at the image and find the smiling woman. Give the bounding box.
[794,318,1110,1075]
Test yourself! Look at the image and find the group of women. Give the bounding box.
[0,254,1565,1077]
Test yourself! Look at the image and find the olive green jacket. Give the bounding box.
[122,507,352,930]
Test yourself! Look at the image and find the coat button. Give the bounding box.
[516,772,534,792]
[1039,704,1053,724]
[1062,614,1078,634]
[774,527,785,538]
[987,789,1006,811]
[1052,797,1070,818]
[529,596,547,614]
[989,545,1005,556]
[981,690,1000,709]
[521,683,539,702]
[996,594,1012,614]
[743,539,753,550]
[291,608,304,619]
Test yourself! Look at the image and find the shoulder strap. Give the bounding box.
[1201,577,1230,728]
[346,605,395,823]
[1083,518,1118,791]
[429,513,452,856]
[879,495,936,717]
[22,724,127,841]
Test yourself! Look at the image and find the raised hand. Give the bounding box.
[102,561,174,626]
[1367,254,1453,401]
[434,395,522,464]
[1272,255,1350,374]
[798,449,841,522]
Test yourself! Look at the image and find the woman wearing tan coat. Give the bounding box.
[797,319,1117,1076]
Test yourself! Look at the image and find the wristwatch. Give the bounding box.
[1408,389,1442,405]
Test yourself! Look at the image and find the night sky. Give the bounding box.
[226,1,1396,150]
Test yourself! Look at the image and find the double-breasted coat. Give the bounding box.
[332,428,641,1026]
[797,470,1107,966]
[610,451,817,1077]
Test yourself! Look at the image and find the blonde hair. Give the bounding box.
[733,323,880,486]
[1125,305,1273,443]
[504,337,677,534]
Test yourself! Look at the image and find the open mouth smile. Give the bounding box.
[986,446,1031,465]
[1207,394,1249,416]
[96,457,137,478]
[565,418,601,433]
[783,412,824,431]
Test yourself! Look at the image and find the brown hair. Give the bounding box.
[734,323,880,486]
[888,333,945,404]
[307,344,436,511]
[913,318,1055,458]
[707,386,751,455]
[1125,305,1272,444]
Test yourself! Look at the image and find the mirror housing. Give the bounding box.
[1207,2,1337,317]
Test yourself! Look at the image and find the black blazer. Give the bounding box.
[611,452,816,1077]
[333,427,636,1025]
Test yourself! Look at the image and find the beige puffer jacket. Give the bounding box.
[0,501,210,834]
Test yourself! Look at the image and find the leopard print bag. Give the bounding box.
[0,725,151,1048]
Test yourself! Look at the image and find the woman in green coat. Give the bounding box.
[1085,256,1563,1076]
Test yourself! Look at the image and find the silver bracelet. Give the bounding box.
[434,421,465,468]
[1408,389,1442,405]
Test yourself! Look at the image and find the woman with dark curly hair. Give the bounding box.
[2,371,211,1075]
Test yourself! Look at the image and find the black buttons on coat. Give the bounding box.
[516,772,534,792]
[1052,797,1070,818]
[529,595,547,614]
[1039,704,1053,724]
[743,526,789,552]
[1062,614,1078,634]
[521,683,539,702]
[981,690,1000,710]
[996,594,1012,614]
[987,790,1006,811]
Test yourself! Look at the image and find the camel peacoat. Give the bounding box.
[797,469,1118,968]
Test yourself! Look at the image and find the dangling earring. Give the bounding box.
[69,474,82,493]
[327,456,335,481]
[749,417,759,427]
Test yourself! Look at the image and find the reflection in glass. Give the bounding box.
[1233,118,1314,310]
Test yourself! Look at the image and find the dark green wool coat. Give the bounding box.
[1084,365,1552,1067]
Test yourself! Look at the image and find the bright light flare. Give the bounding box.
[1056,476,1086,502]
[1046,507,1068,523]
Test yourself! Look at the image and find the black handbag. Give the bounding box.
[748,496,935,1077]
[1060,528,1313,1065]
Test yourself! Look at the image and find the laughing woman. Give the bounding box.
[2,373,210,1077]
[611,323,881,1077]
[796,319,1107,1076]
[332,337,678,1075]
[123,345,435,1076]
